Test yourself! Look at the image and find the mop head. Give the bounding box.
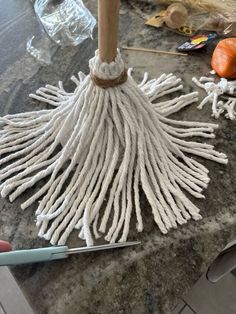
[0,50,227,246]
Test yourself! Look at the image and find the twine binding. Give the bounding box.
[91,69,128,88]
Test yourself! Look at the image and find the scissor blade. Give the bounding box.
[66,241,140,255]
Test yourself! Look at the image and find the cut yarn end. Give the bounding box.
[0,50,227,246]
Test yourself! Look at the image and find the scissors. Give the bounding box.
[0,240,140,266]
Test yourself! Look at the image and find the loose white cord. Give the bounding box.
[193,76,236,120]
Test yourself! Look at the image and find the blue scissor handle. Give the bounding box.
[0,246,68,266]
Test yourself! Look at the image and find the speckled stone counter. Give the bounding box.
[0,1,236,313]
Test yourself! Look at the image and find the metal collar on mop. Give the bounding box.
[0,241,140,266]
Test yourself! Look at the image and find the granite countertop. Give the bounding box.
[0,1,236,313]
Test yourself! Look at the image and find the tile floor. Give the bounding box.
[172,272,236,314]
[0,267,34,314]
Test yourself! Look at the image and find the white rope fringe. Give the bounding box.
[192,76,236,120]
[0,50,227,246]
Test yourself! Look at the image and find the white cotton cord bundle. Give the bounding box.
[199,77,215,83]
[192,76,236,120]
[30,81,74,107]
[0,49,227,246]
[224,99,236,120]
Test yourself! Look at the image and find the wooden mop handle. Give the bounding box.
[98,0,120,63]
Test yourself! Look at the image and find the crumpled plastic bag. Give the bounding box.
[27,33,58,65]
[35,0,96,46]
[27,0,96,64]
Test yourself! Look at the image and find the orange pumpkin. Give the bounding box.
[211,38,236,79]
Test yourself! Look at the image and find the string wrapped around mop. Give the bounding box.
[0,50,227,246]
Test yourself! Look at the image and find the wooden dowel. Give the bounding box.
[122,46,188,57]
[98,0,120,63]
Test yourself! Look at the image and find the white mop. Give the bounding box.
[0,0,227,246]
